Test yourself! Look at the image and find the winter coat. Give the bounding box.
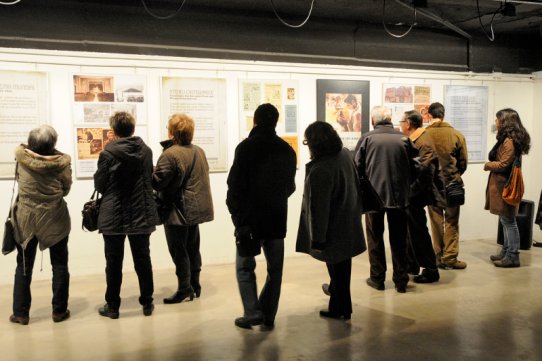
[226,125,296,240]
[425,120,468,186]
[354,123,418,209]
[296,148,366,264]
[14,145,72,250]
[484,138,518,218]
[409,127,445,207]
[152,140,214,226]
[94,136,158,235]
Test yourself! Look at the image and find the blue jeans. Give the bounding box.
[499,216,520,259]
[236,238,284,322]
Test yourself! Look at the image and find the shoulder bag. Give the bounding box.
[445,181,465,207]
[82,189,101,232]
[2,163,18,255]
[502,156,524,206]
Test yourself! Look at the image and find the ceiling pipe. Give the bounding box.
[490,0,542,4]
[393,0,472,39]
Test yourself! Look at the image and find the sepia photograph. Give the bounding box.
[74,75,115,102]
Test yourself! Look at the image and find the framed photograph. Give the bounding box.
[317,79,370,150]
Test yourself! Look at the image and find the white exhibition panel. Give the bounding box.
[0,47,540,286]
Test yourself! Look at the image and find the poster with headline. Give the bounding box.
[239,80,299,162]
[161,77,227,172]
[444,85,488,163]
[72,74,148,178]
[0,71,49,178]
[383,84,432,126]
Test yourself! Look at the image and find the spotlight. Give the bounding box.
[501,3,516,17]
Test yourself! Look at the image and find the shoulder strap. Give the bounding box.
[8,162,18,218]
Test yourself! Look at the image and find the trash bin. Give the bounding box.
[497,199,534,250]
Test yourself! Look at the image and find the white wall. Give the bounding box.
[0,47,537,285]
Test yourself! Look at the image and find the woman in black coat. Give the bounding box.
[94,111,159,319]
[296,121,366,321]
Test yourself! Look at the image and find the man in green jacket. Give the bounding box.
[425,102,468,270]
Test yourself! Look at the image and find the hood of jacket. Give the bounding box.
[105,136,146,169]
[15,145,71,173]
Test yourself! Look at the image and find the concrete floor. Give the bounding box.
[1,238,542,361]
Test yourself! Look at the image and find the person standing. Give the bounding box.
[399,110,442,283]
[355,106,418,293]
[484,108,530,267]
[227,103,296,330]
[9,125,72,325]
[296,121,365,321]
[153,113,214,303]
[94,111,158,319]
[425,102,468,270]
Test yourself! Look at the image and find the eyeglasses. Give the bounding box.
[399,120,407,123]
[302,139,308,145]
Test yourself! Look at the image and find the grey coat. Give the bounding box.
[152,140,214,226]
[296,148,366,264]
[14,145,72,250]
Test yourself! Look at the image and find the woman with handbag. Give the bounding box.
[484,108,531,268]
[94,112,159,318]
[9,125,72,325]
[296,121,365,321]
[152,113,214,304]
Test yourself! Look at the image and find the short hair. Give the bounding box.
[304,121,343,159]
[27,125,58,156]
[109,111,135,138]
[344,94,358,105]
[371,106,392,125]
[404,110,423,129]
[428,102,445,119]
[254,103,279,128]
[168,113,195,145]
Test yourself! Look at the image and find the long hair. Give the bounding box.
[496,108,530,155]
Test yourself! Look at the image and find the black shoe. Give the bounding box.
[494,258,520,268]
[143,303,154,316]
[260,319,275,331]
[413,269,440,284]
[9,314,29,325]
[163,289,195,304]
[395,284,407,293]
[52,309,71,323]
[193,286,201,298]
[366,277,384,291]
[99,304,119,319]
[234,316,263,329]
[322,283,330,296]
[319,310,351,320]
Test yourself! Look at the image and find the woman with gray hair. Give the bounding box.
[9,125,72,325]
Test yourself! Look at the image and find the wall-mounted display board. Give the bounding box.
[161,77,228,172]
[0,70,49,178]
[444,85,488,163]
[316,79,370,150]
[73,74,148,178]
[239,80,299,161]
[383,84,431,125]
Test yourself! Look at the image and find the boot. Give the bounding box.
[490,247,506,262]
[163,287,194,304]
[191,271,201,298]
[494,253,520,268]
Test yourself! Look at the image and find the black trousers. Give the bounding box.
[13,237,70,317]
[406,204,438,271]
[163,224,202,292]
[365,209,409,286]
[326,258,352,317]
[103,234,154,309]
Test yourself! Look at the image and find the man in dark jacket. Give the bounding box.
[227,103,296,330]
[355,106,418,293]
[399,110,442,284]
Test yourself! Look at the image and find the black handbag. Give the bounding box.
[235,225,261,257]
[359,177,384,214]
[2,162,18,255]
[445,181,465,207]
[82,189,101,232]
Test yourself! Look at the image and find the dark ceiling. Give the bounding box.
[0,0,541,73]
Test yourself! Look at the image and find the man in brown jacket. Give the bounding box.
[425,102,468,270]
[400,110,442,283]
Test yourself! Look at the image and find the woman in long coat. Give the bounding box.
[10,125,72,325]
[296,121,366,320]
[484,108,530,267]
